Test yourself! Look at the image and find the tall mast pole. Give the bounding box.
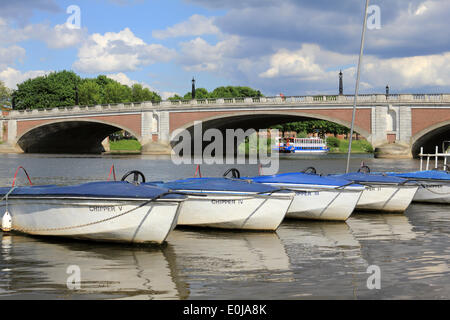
[346,0,370,173]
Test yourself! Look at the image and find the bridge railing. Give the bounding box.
[4,93,450,118]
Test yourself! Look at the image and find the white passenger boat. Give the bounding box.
[247,170,364,221]
[147,177,295,231]
[384,170,450,204]
[330,171,418,213]
[273,137,329,154]
[0,181,185,244]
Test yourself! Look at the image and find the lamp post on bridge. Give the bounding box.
[339,70,343,96]
[192,77,196,99]
[75,85,79,106]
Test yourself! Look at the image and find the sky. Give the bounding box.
[1,0,450,99]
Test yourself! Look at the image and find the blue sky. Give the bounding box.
[1,0,450,98]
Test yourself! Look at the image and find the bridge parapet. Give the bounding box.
[3,93,450,120]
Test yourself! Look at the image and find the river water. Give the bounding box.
[0,154,448,299]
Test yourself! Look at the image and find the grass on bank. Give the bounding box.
[327,137,373,153]
[109,139,142,152]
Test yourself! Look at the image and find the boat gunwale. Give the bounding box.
[0,195,186,202]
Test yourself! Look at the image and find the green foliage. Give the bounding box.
[209,86,263,98]
[103,81,132,104]
[297,131,308,138]
[0,80,11,107]
[171,86,264,101]
[333,139,374,154]
[13,71,161,110]
[168,94,183,101]
[110,139,142,151]
[271,120,350,137]
[14,70,80,109]
[131,84,161,102]
[357,139,374,153]
[78,79,102,105]
[184,87,209,99]
[326,136,340,148]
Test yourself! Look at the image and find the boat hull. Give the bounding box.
[260,183,362,221]
[1,198,182,244]
[356,185,418,212]
[412,181,450,203]
[176,192,293,230]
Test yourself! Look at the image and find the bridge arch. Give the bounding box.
[17,119,142,154]
[411,120,450,156]
[174,111,370,137]
[171,111,371,154]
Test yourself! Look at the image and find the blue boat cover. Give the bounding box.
[384,170,450,181]
[0,181,185,200]
[248,172,363,188]
[329,172,407,184]
[146,177,285,193]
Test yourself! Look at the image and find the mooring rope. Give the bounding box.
[419,183,450,195]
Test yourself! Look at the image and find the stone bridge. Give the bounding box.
[1,93,449,157]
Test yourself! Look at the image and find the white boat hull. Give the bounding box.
[1,198,182,244]
[260,183,362,221]
[412,181,450,204]
[176,192,293,230]
[356,185,418,212]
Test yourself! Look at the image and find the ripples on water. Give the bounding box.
[0,154,448,299]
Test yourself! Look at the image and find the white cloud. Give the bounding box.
[73,28,176,73]
[259,44,450,91]
[0,46,26,69]
[178,36,241,72]
[0,19,85,49]
[152,14,220,39]
[42,24,86,49]
[0,67,50,89]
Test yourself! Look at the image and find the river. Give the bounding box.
[0,153,448,299]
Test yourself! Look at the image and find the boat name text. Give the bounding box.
[89,205,123,212]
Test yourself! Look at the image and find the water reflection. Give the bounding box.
[0,234,13,295]
[0,234,187,299]
[166,229,292,281]
[277,220,368,272]
[346,213,419,241]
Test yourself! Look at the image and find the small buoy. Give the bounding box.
[2,211,12,232]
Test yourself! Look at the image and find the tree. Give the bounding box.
[78,79,102,105]
[0,80,11,107]
[14,70,81,109]
[131,84,161,102]
[168,94,183,101]
[12,71,161,109]
[179,86,264,100]
[103,82,132,104]
[209,86,263,98]
[184,87,209,99]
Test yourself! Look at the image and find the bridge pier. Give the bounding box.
[140,110,172,154]
[371,105,413,158]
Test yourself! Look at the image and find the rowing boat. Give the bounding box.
[330,172,418,212]
[0,181,185,244]
[384,170,450,204]
[248,172,364,221]
[146,178,294,231]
